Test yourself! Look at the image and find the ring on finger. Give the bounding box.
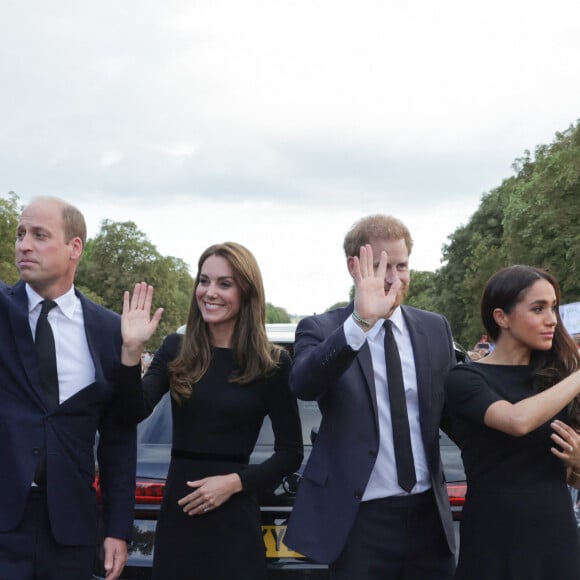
[569,445,574,453]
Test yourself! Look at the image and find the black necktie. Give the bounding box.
[35,300,59,409]
[384,320,416,492]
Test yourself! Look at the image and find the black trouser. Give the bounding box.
[330,489,455,580]
[0,487,94,580]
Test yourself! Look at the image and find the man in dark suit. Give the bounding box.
[285,215,456,579]
[0,197,141,579]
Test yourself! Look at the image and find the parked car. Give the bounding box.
[93,323,467,579]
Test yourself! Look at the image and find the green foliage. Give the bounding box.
[406,271,438,312]
[503,123,580,302]
[266,303,291,323]
[75,219,194,349]
[413,120,580,347]
[0,191,21,284]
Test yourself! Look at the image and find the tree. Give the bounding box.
[503,122,580,303]
[76,220,194,348]
[427,179,510,347]
[429,120,580,346]
[406,271,438,313]
[0,191,20,284]
[266,303,291,323]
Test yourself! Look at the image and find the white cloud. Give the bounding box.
[100,151,124,167]
[2,0,580,314]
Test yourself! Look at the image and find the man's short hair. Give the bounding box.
[29,196,87,246]
[61,202,87,246]
[343,214,413,257]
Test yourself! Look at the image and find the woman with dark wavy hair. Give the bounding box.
[445,265,580,580]
[119,242,303,579]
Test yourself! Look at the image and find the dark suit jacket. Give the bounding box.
[284,303,456,564]
[0,281,136,546]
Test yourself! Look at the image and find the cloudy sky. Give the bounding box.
[2,0,579,315]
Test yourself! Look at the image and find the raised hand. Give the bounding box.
[121,282,164,365]
[352,244,401,326]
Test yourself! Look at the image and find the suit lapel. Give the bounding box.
[355,341,379,428]
[339,304,380,432]
[7,281,48,407]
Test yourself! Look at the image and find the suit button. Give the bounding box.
[354,492,362,500]
[32,447,40,455]
[368,451,377,459]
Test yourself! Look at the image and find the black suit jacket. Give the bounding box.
[0,281,136,546]
[284,303,456,564]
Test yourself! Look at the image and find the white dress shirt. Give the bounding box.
[344,307,431,498]
[26,285,95,404]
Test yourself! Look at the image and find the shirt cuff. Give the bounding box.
[344,314,367,350]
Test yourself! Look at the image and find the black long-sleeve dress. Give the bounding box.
[445,362,580,580]
[124,333,303,580]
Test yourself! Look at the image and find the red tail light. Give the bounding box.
[135,481,166,504]
[446,483,467,507]
[94,477,165,504]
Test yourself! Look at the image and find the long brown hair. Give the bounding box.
[168,242,282,402]
[480,265,580,420]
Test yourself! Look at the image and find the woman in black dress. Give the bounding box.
[119,242,303,579]
[445,265,580,580]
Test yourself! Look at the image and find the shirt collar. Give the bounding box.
[387,306,404,334]
[365,306,404,341]
[26,284,78,319]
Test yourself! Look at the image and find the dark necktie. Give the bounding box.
[384,320,416,492]
[35,300,59,409]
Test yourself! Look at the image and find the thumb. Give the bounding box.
[104,552,113,573]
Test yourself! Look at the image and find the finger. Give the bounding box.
[122,290,130,315]
[358,246,368,277]
[552,420,573,436]
[137,282,150,309]
[183,498,209,515]
[135,282,148,309]
[187,479,204,487]
[104,553,113,574]
[376,250,387,281]
[364,244,374,277]
[386,277,402,299]
[351,256,362,282]
[129,282,142,310]
[550,433,569,449]
[152,308,164,326]
[177,492,196,507]
[106,558,122,580]
[143,284,155,311]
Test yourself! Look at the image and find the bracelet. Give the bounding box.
[572,471,580,478]
[352,311,373,328]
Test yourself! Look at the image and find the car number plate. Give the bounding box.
[262,525,303,558]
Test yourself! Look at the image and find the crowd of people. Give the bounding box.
[0,195,579,580]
